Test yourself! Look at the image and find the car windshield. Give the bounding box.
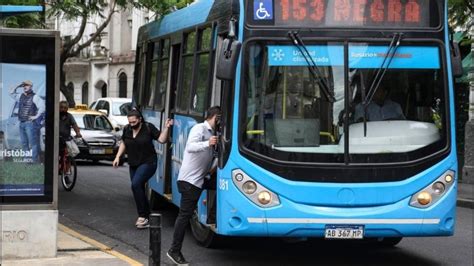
[242,41,447,164]
[112,102,131,116]
[73,114,113,131]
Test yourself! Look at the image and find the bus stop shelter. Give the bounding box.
[0,5,43,19]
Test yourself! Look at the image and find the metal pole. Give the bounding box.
[149,213,161,266]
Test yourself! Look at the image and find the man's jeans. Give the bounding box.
[19,121,40,163]
[129,162,157,218]
[170,181,203,252]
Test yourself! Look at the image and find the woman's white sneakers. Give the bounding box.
[135,217,149,229]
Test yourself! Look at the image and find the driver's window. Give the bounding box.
[94,116,110,130]
[103,102,110,113]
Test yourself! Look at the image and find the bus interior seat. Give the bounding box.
[265,118,320,147]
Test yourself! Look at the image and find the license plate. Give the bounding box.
[89,148,105,154]
[325,225,364,239]
[105,148,113,154]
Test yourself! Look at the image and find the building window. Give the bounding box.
[119,73,127,98]
[82,82,89,105]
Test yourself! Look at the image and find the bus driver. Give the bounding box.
[353,85,405,122]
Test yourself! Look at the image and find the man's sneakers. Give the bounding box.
[135,217,149,229]
[167,249,189,265]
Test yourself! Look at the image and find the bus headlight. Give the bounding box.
[235,173,244,182]
[410,170,455,208]
[432,182,445,195]
[257,191,272,205]
[444,174,453,183]
[232,169,280,208]
[417,192,432,205]
[242,181,257,194]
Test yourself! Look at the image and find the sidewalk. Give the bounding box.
[2,224,142,266]
[457,182,474,209]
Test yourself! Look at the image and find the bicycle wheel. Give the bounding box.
[61,156,77,191]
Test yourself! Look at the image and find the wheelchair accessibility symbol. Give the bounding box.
[254,0,273,20]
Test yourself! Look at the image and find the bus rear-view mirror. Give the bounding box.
[216,38,242,81]
[451,41,463,78]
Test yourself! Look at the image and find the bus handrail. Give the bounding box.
[246,130,336,143]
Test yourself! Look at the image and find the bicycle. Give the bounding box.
[59,137,78,191]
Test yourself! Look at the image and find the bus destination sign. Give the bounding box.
[249,0,434,28]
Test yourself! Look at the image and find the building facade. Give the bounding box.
[54,5,153,105]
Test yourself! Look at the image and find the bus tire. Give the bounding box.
[375,237,403,247]
[190,211,219,248]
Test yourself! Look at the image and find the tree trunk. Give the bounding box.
[59,60,76,108]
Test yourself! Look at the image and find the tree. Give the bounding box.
[47,0,182,107]
[0,0,44,28]
[448,0,473,30]
[2,0,192,106]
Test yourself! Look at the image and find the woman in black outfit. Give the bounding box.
[113,110,173,229]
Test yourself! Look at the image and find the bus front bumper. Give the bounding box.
[217,182,457,238]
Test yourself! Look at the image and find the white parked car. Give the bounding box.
[90,97,132,128]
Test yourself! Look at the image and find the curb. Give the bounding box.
[58,224,143,266]
[457,198,474,209]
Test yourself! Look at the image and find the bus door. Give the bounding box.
[204,35,225,225]
[163,44,181,199]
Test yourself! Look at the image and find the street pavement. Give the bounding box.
[3,161,473,265]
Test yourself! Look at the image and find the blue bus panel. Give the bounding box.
[268,45,440,69]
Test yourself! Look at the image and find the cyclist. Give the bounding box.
[59,101,82,157]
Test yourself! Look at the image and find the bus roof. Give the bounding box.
[140,0,238,41]
[144,0,215,39]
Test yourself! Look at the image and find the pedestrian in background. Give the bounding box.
[167,106,221,265]
[113,109,173,229]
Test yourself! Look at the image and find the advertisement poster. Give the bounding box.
[0,63,46,196]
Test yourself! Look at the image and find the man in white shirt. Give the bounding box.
[167,106,221,266]
[353,85,405,122]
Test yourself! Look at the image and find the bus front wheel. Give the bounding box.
[190,211,219,248]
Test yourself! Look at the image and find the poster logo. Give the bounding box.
[254,0,273,20]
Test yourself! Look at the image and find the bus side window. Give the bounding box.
[191,26,213,115]
[177,31,197,113]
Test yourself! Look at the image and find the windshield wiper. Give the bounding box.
[288,31,336,103]
[361,33,403,136]
[363,33,403,107]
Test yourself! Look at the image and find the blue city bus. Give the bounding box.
[133,0,463,246]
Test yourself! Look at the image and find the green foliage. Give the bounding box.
[0,0,44,28]
[2,13,43,28]
[448,0,473,29]
[47,0,109,20]
[0,0,42,4]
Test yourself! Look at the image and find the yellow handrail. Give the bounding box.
[245,130,336,143]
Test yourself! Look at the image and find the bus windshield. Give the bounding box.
[242,41,447,164]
